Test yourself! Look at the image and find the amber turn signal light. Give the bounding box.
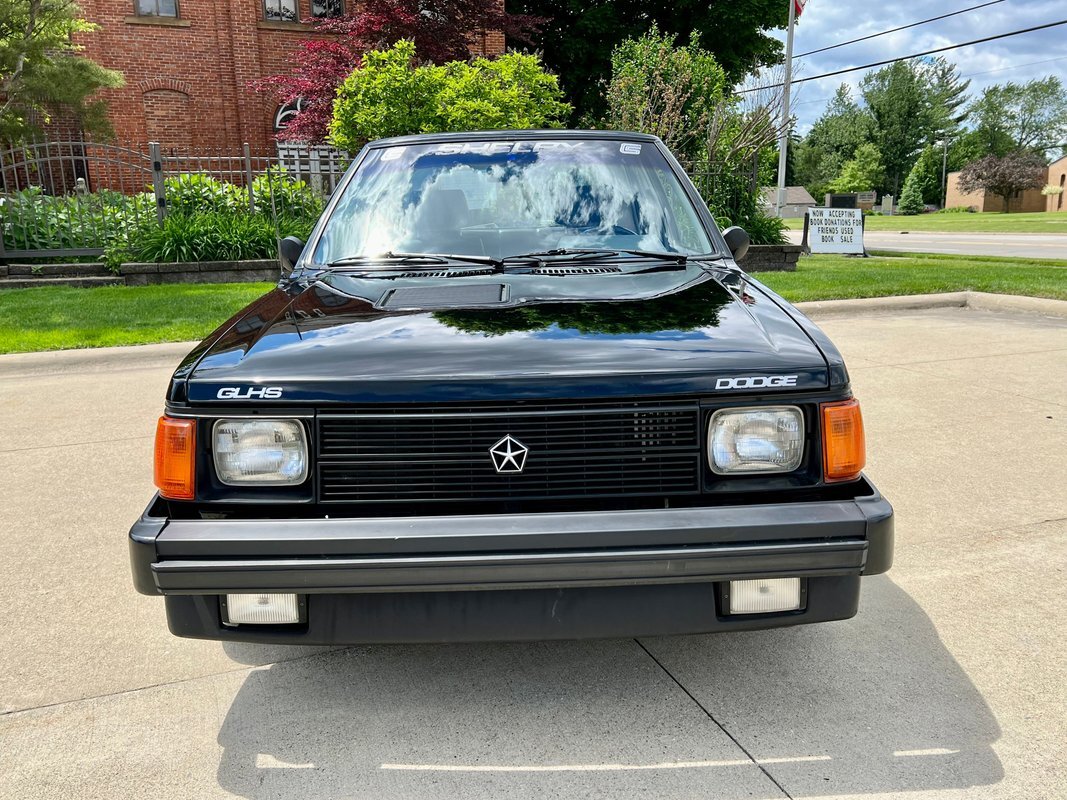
[155,416,196,500]
[821,399,865,482]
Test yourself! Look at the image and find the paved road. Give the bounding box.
[2,308,1066,799]
[786,229,1067,259]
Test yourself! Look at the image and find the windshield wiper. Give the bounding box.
[326,252,501,268]
[498,248,689,273]
[501,248,688,267]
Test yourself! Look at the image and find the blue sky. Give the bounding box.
[764,0,1067,133]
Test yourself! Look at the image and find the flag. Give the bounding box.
[795,0,808,17]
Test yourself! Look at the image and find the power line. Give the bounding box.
[794,0,1006,59]
[738,17,1067,94]
[961,54,1067,79]
[791,55,1067,111]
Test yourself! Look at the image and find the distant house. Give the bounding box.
[760,186,817,218]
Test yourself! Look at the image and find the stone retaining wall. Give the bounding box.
[120,259,279,286]
[737,244,802,272]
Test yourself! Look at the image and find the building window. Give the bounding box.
[274,98,304,133]
[264,0,298,22]
[311,0,342,17]
[135,0,177,16]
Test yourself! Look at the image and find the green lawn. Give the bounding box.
[0,282,273,354]
[1,254,1065,355]
[783,211,1067,234]
[760,252,1067,303]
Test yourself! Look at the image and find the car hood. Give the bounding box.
[174,269,832,404]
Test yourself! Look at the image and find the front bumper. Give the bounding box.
[130,478,892,642]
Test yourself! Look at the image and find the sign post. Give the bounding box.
[801,208,867,256]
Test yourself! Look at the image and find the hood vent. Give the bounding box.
[531,265,622,276]
[395,268,498,279]
[380,283,506,309]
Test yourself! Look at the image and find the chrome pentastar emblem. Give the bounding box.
[489,435,529,474]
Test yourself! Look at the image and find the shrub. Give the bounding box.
[1,188,155,252]
[604,26,726,167]
[740,211,788,246]
[164,173,245,215]
[251,167,323,219]
[106,211,313,267]
[329,40,570,149]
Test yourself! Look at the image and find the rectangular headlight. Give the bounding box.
[709,406,804,474]
[213,419,308,485]
[728,578,802,614]
[223,593,302,625]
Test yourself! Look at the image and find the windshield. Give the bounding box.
[310,138,716,265]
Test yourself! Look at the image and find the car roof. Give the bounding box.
[366,129,662,148]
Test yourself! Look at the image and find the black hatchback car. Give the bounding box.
[130,130,892,643]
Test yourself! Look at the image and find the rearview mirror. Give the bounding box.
[279,236,305,275]
[721,226,750,261]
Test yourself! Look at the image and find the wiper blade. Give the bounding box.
[326,252,501,268]
[501,248,688,268]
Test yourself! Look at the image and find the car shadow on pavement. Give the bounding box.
[214,576,1001,799]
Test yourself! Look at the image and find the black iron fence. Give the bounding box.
[0,139,351,260]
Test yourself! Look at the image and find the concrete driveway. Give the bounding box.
[786,229,1067,259]
[1,308,1065,799]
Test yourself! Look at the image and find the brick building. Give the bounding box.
[945,157,1067,214]
[1047,154,1067,213]
[75,0,505,153]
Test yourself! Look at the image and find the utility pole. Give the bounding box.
[775,0,798,217]
[941,136,950,209]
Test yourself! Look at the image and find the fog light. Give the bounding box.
[222,593,302,625]
[728,578,802,614]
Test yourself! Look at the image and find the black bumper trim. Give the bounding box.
[130,477,893,596]
[151,539,868,594]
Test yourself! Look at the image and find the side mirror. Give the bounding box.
[279,236,305,275]
[721,226,750,261]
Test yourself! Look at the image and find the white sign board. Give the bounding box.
[804,208,865,254]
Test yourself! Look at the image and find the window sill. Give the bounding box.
[257,20,315,31]
[124,15,191,26]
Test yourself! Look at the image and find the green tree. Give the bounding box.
[861,58,969,195]
[828,143,884,192]
[603,26,726,165]
[0,0,123,140]
[329,40,570,150]
[506,0,789,120]
[923,57,970,142]
[948,127,1015,172]
[897,164,925,215]
[794,85,874,200]
[967,77,1067,156]
[910,144,943,205]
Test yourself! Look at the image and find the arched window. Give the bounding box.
[274,98,304,133]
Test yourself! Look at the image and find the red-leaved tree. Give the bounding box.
[253,0,542,143]
[957,151,1048,213]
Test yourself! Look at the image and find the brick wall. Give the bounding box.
[1048,157,1067,213]
[75,0,506,153]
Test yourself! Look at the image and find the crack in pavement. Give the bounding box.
[0,646,350,718]
[634,638,794,799]
[0,434,153,454]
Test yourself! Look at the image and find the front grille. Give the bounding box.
[317,400,702,503]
